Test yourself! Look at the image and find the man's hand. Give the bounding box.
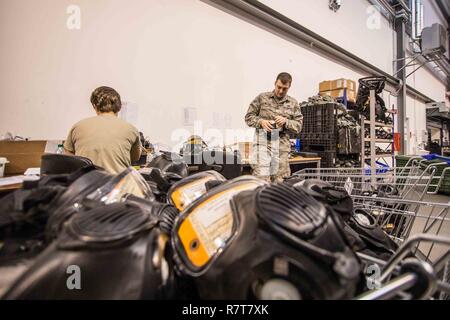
[259,119,273,132]
[275,116,288,128]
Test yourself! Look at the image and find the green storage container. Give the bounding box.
[395,155,450,196]
[395,155,413,168]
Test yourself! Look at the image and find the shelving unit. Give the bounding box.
[360,88,395,183]
[364,138,394,143]
[363,120,394,128]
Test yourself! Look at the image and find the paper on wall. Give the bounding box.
[224,113,232,128]
[120,101,140,128]
[212,112,224,129]
[183,107,197,126]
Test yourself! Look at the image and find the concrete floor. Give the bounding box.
[421,193,450,204]
[406,193,450,263]
[0,259,34,298]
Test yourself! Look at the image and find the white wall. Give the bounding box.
[258,0,447,101]
[422,0,449,31]
[0,0,366,148]
[405,96,428,155]
[406,0,448,103]
[247,0,448,156]
[405,0,449,155]
[0,0,447,153]
[258,0,395,74]
[407,65,448,102]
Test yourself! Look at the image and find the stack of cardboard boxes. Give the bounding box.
[319,78,357,103]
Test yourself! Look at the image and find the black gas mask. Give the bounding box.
[171,177,361,300]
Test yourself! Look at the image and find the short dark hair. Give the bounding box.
[276,72,293,85]
[90,86,122,113]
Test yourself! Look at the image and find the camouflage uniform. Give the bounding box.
[245,91,303,183]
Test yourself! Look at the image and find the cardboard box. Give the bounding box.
[319,89,356,103]
[319,78,357,93]
[319,81,332,92]
[331,78,357,91]
[0,141,48,175]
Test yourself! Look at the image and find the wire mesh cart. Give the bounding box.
[292,163,450,300]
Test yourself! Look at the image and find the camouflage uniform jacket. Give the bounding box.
[245,91,303,152]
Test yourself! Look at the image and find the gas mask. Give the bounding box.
[172,178,361,300]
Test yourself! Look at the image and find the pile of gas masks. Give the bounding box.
[336,109,361,155]
[3,151,414,300]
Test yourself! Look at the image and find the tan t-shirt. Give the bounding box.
[64,114,141,174]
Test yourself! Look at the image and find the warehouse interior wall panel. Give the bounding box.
[0,0,366,147]
[258,0,447,103]
[422,0,449,29]
[258,0,395,74]
[410,66,448,102]
[406,0,449,98]
[0,0,447,151]
[405,95,428,155]
[422,0,449,60]
[405,53,448,102]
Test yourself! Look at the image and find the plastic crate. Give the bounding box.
[301,103,339,135]
[316,151,336,168]
[420,159,450,195]
[300,103,361,167]
[300,132,336,141]
[396,155,450,195]
[395,155,412,168]
[301,142,336,154]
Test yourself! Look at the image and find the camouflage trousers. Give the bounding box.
[251,144,290,183]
